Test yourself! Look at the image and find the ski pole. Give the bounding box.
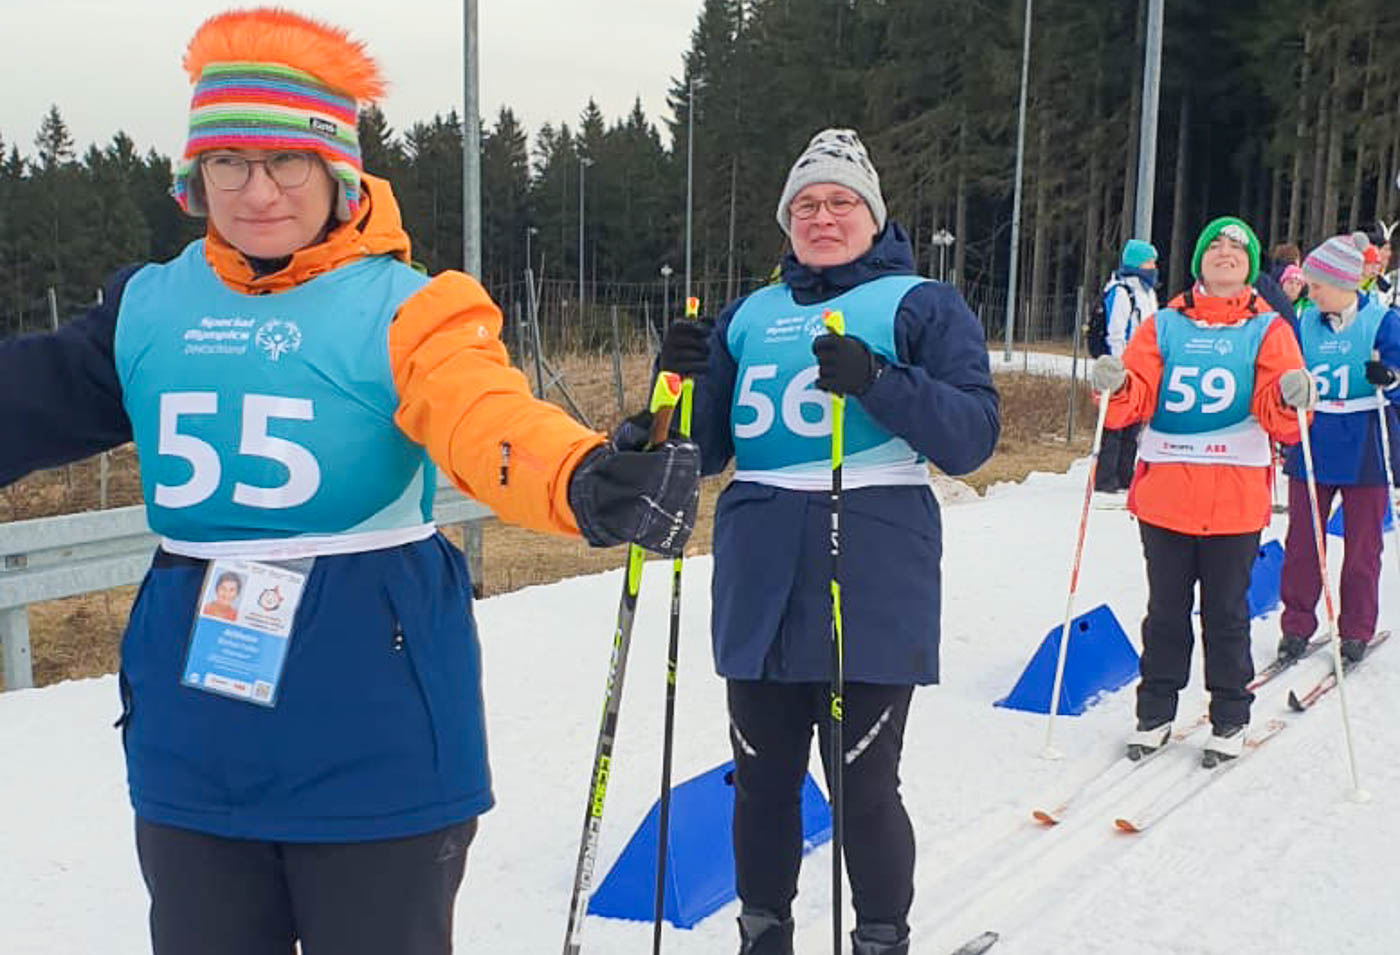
[652,296,699,953]
[1042,386,1112,760]
[1372,352,1400,599]
[822,308,847,955]
[1296,405,1369,802]
[563,370,685,955]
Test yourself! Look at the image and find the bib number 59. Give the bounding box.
[1162,366,1237,414]
[156,392,320,509]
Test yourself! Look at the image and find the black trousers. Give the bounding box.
[1137,522,1259,729]
[727,680,915,933]
[1095,423,1141,492]
[135,816,476,955]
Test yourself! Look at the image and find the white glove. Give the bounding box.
[1279,369,1318,410]
[1090,355,1126,394]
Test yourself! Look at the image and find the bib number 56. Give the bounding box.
[734,364,831,439]
[156,392,320,509]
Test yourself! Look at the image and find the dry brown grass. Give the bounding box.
[7,349,1093,688]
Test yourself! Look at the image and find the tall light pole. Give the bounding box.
[660,263,673,332]
[525,225,537,275]
[932,228,956,283]
[1134,0,1165,241]
[462,0,480,276]
[685,75,702,306]
[579,154,594,314]
[1004,0,1033,362]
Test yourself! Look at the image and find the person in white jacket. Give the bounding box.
[1095,239,1160,492]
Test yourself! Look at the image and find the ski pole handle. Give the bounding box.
[822,310,846,467]
[648,371,683,446]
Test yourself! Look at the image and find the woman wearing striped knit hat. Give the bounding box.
[0,9,700,953]
[1278,234,1400,667]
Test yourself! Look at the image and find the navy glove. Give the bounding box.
[812,333,885,396]
[659,321,712,377]
[567,431,700,558]
[1365,360,1398,388]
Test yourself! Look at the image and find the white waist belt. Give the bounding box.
[1138,424,1272,467]
[1315,394,1384,414]
[161,522,438,560]
[733,463,932,492]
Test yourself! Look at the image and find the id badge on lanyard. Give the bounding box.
[182,557,314,707]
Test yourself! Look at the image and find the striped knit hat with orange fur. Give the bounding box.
[173,8,385,221]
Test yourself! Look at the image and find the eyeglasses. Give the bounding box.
[201,151,318,191]
[789,194,864,220]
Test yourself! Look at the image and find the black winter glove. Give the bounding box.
[811,333,885,396]
[1365,360,1398,388]
[567,434,700,558]
[659,321,712,377]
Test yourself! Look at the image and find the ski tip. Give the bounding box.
[1287,690,1305,712]
[1031,809,1059,826]
[950,930,1000,955]
[1113,818,1141,834]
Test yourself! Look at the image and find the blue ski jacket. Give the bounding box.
[1282,297,1400,487]
[687,224,999,685]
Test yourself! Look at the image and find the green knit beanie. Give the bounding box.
[1191,216,1261,285]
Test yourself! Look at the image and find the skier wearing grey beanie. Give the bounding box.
[649,126,1000,955]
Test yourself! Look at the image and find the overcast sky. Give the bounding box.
[1,0,700,161]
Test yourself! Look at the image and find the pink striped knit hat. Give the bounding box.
[1302,233,1368,292]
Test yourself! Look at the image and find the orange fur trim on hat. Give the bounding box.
[182,7,386,102]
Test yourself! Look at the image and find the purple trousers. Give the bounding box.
[1280,480,1387,641]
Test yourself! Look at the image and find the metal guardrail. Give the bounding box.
[0,478,491,691]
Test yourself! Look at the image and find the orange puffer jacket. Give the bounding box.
[1105,286,1308,536]
[204,172,605,536]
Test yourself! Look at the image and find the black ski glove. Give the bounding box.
[812,332,886,396]
[659,321,712,377]
[567,431,700,558]
[1365,360,1398,388]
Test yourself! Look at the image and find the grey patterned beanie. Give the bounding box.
[776,128,887,236]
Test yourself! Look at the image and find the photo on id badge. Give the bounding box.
[183,558,310,707]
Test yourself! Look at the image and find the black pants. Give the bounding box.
[1137,523,1258,729]
[1096,423,1141,492]
[728,680,915,933]
[135,816,476,955]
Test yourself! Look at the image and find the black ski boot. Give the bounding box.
[851,922,910,954]
[737,908,794,955]
[1202,723,1246,768]
[1341,638,1368,664]
[1277,633,1309,662]
[1126,718,1171,761]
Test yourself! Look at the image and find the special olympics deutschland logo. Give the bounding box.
[255,320,302,361]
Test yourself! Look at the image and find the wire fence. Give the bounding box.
[1,273,1084,354]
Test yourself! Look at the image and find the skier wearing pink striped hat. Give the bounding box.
[1279,233,1400,665]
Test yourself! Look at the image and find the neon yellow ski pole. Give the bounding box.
[564,369,683,955]
[652,296,699,951]
[822,308,846,955]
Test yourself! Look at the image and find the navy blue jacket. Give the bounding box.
[689,224,999,684]
[1282,300,1400,487]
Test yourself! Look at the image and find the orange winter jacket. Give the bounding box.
[1105,286,1308,536]
[205,173,605,536]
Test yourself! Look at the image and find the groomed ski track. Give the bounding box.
[3,458,1399,954]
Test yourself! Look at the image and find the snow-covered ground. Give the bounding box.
[4,460,1399,955]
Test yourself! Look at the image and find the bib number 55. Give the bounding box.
[156,392,320,509]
